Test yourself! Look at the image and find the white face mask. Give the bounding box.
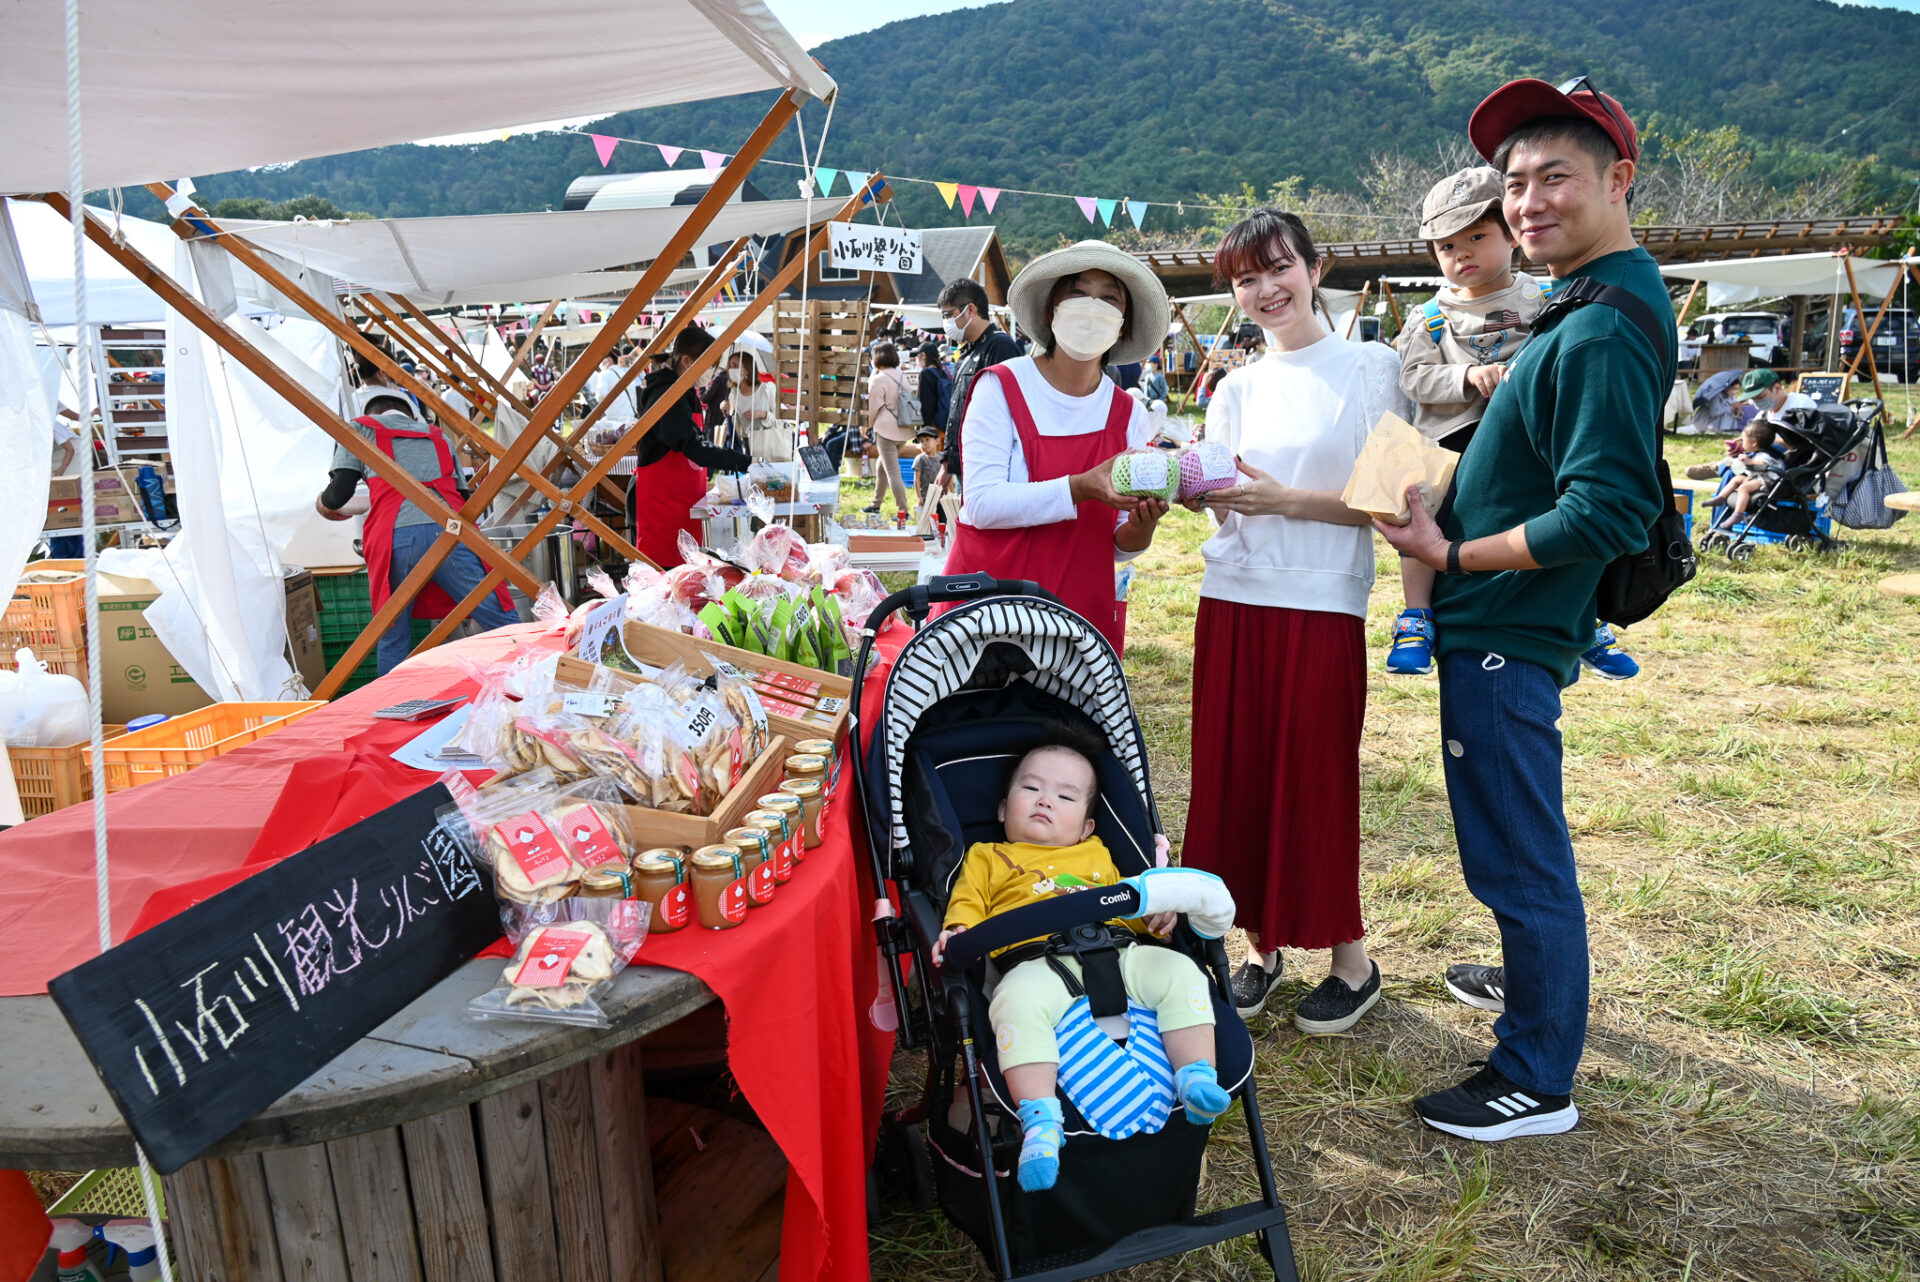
[941,310,969,344]
[1049,295,1126,361]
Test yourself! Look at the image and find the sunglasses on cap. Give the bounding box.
[1555,74,1638,163]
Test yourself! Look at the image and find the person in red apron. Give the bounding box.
[316,388,517,675]
[626,326,751,568]
[942,241,1173,653]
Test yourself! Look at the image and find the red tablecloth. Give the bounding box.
[0,622,906,1282]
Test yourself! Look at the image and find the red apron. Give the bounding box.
[630,450,708,569]
[942,367,1133,652]
[358,415,513,618]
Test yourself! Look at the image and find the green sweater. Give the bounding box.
[1432,248,1674,684]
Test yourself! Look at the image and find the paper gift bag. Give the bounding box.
[1341,412,1459,525]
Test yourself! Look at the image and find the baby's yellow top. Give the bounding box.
[943,836,1147,954]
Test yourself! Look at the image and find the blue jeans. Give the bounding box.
[1437,650,1589,1095]
[378,523,518,675]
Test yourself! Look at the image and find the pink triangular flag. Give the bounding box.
[980,187,1001,214]
[590,134,619,168]
[701,150,727,170]
[1074,196,1098,223]
[657,144,684,166]
[957,184,978,216]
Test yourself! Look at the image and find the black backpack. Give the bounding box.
[1530,277,1696,628]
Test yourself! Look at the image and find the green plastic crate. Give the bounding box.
[318,618,439,695]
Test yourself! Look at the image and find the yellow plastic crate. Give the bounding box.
[88,701,325,793]
[2,559,87,652]
[7,727,124,818]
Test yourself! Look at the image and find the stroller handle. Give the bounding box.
[867,573,1065,632]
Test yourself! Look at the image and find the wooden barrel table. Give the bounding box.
[0,959,716,1282]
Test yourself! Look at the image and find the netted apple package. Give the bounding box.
[1340,412,1460,526]
[1110,449,1181,501]
[1176,440,1239,500]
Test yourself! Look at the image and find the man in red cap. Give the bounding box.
[1376,76,1676,1141]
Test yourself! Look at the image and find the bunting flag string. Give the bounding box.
[554,126,1414,228]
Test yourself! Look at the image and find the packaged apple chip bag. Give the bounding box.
[1341,412,1460,526]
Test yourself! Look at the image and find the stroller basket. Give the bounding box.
[851,575,1299,1282]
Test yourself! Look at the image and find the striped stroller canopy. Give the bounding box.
[877,596,1153,853]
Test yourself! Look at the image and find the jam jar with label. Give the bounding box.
[632,850,692,933]
[741,810,795,881]
[726,828,777,906]
[777,777,825,849]
[757,793,807,864]
[690,845,749,930]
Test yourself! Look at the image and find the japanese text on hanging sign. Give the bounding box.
[828,222,923,275]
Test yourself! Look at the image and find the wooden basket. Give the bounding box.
[87,701,325,793]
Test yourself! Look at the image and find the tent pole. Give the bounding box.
[143,185,642,563]
[1378,279,1402,329]
[493,235,757,525]
[1677,279,1701,328]
[35,192,545,701]
[376,293,537,423]
[1170,301,1205,411]
[331,88,811,671]
[357,303,492,409]
[1344,283,1370,340]
[1841,255,1884,401]
[414,177,892,654]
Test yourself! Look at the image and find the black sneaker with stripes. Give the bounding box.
[1414,1062,1578,1141]
[1444,962,1507,1013]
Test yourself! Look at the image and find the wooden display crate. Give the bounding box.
[617,735,790,854]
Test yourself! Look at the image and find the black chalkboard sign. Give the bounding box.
[1797,372,1851,406]
[48,784,498,1173]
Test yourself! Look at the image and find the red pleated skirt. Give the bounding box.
[1181,598,1366,951]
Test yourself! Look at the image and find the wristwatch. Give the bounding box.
[1446,540,1466,575]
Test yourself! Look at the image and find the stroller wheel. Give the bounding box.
[902,1123,934,1211]
[1783,534,1809,553]
[1728,542,1756,563]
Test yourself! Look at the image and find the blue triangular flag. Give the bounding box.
[814,167,839,197]
[1127,200,1148,229]
[1095,198,1117,227]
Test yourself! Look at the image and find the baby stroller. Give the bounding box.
[853,575,1298,1281]
[1698,399,1880,562]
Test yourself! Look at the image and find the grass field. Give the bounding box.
[865,396,1920,1280]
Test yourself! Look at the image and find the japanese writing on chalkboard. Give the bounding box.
[50,784,502,1174]
[828,221,923,275]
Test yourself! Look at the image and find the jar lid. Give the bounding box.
[778,778,822,798]
[724,826,767,844]
[794,738,836,756]
[691,844,741,869]
[639,847,687,863]
[784,753,827,772]
[757,793,802,811]
[743,810,786,828]
[580,868,630,894]
[634,853,683,874]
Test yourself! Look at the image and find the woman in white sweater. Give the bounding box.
[1182,210,1411,1035]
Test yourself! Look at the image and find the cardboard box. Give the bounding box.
[282,568,325,691]
[92,570,215,724]
[45,472,145,530]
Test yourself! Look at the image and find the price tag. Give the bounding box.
[561,691,617,717]
[513,929,591,988]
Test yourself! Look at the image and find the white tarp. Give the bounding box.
[1660,252,1909,307]
[222,200,818,305]
[5,199,180,326]
[0,0,834,195]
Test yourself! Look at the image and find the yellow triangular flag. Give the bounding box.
[935,182,959,209]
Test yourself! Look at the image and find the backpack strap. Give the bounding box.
[1422,299,1445,340]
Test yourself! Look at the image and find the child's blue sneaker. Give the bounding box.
[1385,608,1435,675]
[1580,625,1640,680]
[1016,1096,1064,1192]
[1175,1060,1231,1124]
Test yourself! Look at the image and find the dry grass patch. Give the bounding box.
[871,415,1920,1279]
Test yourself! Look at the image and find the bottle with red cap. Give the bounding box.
[48,1219,105,1282]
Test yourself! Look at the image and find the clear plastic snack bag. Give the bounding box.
[466,897,651,1028]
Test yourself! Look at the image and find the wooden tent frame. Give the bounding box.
[412,174,895,656]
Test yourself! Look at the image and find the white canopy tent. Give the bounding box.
[0,0,833,196]
[221,199,820,307]
[6,198,181,326]
[1659,251,1908,306]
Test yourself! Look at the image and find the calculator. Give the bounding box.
[373,697,465,721]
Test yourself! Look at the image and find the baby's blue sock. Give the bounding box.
[1176,1060,1231,1124]
[1015,1096,1064,1192]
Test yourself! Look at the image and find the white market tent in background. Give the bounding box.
[1658,251,1908,306]
[0,0,832,195]
[220,200,822,307]
[7,197,180,326]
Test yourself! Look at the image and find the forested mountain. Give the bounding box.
[120,0,1920,256]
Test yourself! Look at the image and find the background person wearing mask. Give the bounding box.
[627,326,750,567]
[314,387,517,675]
[934,278,1021,490]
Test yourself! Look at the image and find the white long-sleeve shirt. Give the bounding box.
[957,357,1152,544]
[1201,336,1410,618]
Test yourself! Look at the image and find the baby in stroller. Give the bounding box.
[1705,421,1787,526]
[934,728,1232,1193]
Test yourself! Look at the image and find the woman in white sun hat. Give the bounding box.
[941,240,1172,652]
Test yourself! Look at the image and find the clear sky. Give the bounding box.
[765,0,1011,48]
